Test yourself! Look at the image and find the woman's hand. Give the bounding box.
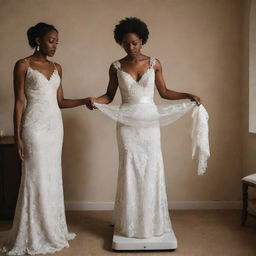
[16,138,24,161]
[188,94,201,106]
[84,97,97,110]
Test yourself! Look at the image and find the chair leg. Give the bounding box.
[241,183,248,226]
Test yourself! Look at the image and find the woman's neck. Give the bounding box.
[31,51,48,62]
[126,52,143,61]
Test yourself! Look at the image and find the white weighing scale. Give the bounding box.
[112,229,177,251]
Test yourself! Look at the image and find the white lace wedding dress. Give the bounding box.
[1,60,75,255]
[95,57,210,238]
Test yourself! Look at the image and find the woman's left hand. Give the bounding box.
[189,94,201,106]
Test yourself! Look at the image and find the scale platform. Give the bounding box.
[112,229,178,251]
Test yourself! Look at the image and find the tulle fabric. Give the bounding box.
[94,101,210,175]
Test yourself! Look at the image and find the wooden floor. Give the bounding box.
[1,210,256,256]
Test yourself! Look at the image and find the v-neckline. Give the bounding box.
[118,58,153,84]
[119,67,153,84]
[28,66,57,82]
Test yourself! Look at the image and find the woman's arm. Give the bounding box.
[154,59,201,105]
[13,59,27,160]
[85,64,119,110]
[56,63,88,108]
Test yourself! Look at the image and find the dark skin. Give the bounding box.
[85,32,201,110]
[14,30,88,160]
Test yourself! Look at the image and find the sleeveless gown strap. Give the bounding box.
[150,57,156,68]
[52,61,57,70]
[23,59,31,76]
[23,58,29,65]
[113,60,121,70]
[23,58,30,68]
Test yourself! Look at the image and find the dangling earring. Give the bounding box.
[36,45,40,51]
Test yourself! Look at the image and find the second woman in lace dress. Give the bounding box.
[85,17,201,238]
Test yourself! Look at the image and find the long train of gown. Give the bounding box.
[1,62,75,255]
[94,57,210,238]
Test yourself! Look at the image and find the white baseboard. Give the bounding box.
[168,201,242,209]
[65,201,242,211]
[65,201,114,211]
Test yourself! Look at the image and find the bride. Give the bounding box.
[85,17,202,238]
[1,22,89,255]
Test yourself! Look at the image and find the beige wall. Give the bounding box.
[0,0,244,203]
[242,0,256,176]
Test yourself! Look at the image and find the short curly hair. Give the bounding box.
[114,17,149,45]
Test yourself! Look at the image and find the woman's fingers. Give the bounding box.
[191,95,201,106]
[84,97,95,110]
[18,146,24,161]
[90,99,94,109]
[90,98,98,110]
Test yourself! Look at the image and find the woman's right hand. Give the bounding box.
[84,97,97,110]
[16,138,24,161]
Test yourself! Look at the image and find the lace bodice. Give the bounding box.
[113,57,156,104]
[22,64,62,130]
[25,66,60,105]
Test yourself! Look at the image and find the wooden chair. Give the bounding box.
[241,173,256,226]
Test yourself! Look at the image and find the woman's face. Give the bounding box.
[121,33,142,57]
[36,30,59,57]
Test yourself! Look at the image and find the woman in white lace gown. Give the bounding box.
[85,18,201,238]
[1,22,89,255]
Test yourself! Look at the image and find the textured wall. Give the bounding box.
[0,0,243,203]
